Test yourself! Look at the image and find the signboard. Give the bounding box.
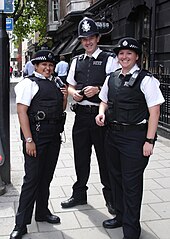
[0,1,5,10]
[6,18,13,31]
[0,0,14,13]
[96,20,113,35]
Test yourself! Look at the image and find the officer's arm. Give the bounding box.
[17,103,36,157]
[143,104,160,157]
[68,84,76,96]
[68,84,83,102]
[96,101,108,126]
[99,101,108,114]
[17,103,32,140]
[60,86,68,111]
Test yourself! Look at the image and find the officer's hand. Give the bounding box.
[84,86,99,98]
[143,142,154,157]
[95,114,105,126]
[73,91,84,102]
[60,86,68,100]
[26,141,36,157]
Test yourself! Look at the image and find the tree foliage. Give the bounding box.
[11,0,47,44]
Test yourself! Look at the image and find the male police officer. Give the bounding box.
[61,17,119,213]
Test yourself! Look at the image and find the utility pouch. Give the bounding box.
[70,103,77,112]
[60,111,67,133]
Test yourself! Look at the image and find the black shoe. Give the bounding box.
[35,214,60,224]
[61,197,87,208]
[103,218,122,229]
[106,202,116,215]
[10,225,27,239]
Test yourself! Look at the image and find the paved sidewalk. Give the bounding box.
[0,83,170,239]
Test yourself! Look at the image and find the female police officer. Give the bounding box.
[10,50,68,239]
[96,37,164,239]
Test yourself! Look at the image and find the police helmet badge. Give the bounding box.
[48,53,53,59]
[122,40,128,46]
[82,20,91,32]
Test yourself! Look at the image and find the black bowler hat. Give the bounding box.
[31,50,56,65]
[78,17,99,39]
[114,37,142,56]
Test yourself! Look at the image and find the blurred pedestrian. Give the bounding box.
[55,55,69,84]
[10,66,13,77]
[23,59,35,76]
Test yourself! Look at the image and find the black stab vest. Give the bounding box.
[106,69,150,124]
[75,52,110,103]
[28,76,63,121]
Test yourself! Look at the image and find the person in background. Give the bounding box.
[55,55,69,84]
[61,17,120,214]
[23,59,35,76]
[96,37,165,239]
[10,66,13,77]
[10,50,68,239]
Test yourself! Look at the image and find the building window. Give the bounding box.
[52,0,59,22]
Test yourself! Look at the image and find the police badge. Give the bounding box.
[82,20,91,32]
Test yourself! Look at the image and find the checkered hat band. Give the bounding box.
[34,56,47,61]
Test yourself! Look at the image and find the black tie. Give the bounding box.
[119,74,132,81]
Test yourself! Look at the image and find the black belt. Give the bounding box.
[40,119,61,124]
[108,122,147,131]
[76,104,99,114]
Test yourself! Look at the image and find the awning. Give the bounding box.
[53,37,71,56]
[51,42,60,52]
[60,37,80,56]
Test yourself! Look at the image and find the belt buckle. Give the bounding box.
[111,123,122,131]
[115,124,121,131]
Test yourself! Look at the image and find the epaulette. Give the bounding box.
[106,68,121,77]
[27,74,36,82]
[78,54,84,61]
[140,69,153,77]
[104,51,116,58]
[115,68,122,72]
[23,75,29,78]
[71,54,84,62]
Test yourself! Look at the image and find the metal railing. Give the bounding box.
[149,67,170,130]
[159,74,170,129]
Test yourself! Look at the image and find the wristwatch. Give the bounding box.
[25,137,33,143]
[145,138,155,144]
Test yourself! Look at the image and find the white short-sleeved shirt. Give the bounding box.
[15,72,53,106]
[99,64,165,108]
[66,48,120,105]
[55,60,69,76]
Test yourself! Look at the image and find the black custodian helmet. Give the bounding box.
[114,37,142,56]
[31,50,56,65]
[78,17,99,39]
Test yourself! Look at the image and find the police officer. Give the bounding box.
[10,50,68,239]
[96,37,165,239]
[61,17,119,212]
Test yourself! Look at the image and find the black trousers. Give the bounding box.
[16,123,61,226]
[105,126,149,239]
[72,110,112,205]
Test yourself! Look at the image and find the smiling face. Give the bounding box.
[118,49,139,73]
[81,35,100,56]
[35,62,55,78]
